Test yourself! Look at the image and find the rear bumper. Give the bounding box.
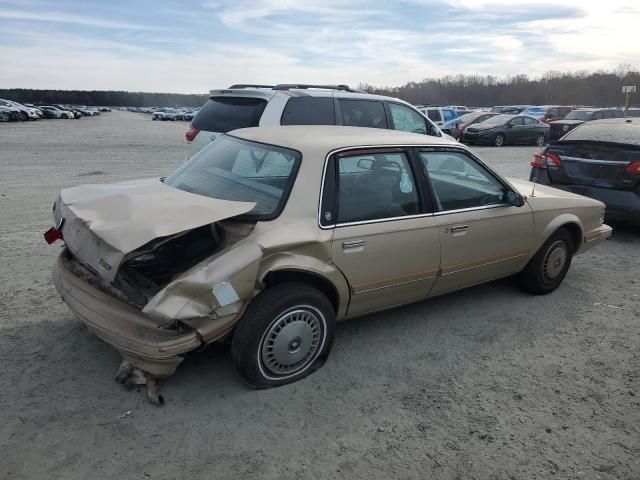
[530,173,640,223]
[53,252,202,377]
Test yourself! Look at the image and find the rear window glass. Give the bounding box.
[562,122,640,146]
[565,110,594,121]
[338,100,387,128]
[281,97,335,125]
[192,97,267,133]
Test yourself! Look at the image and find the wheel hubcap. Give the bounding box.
[496,136,503,146]
[543,241,567,281]
[260,308,323,376]
[537,135,544,146]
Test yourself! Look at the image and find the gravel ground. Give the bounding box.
[1,111,638,480]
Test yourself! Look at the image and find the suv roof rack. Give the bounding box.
[272,84,364,93]
[228,84,275,89]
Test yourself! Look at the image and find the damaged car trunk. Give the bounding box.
[53,177,256,312]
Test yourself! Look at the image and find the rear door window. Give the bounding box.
[338,100,387,128]
[388,103,428,134]
[192,97,268,133]
[523,116,538,125]
[281,97,335,125]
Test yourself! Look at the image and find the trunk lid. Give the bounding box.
[545,141,640,190]
[54,178,255,282]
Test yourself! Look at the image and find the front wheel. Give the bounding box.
[535,134,545,146]
[519,228,573,294]
[494,134,505,147]
[231,283,335,389]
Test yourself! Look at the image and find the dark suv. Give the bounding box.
[548,108,625,141]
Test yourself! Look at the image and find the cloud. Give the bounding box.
[0,8,165,30]
[0,0,638,91]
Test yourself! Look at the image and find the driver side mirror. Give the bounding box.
[506,190,525,207]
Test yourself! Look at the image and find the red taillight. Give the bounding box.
[44,227,63,244]
[185,125,200,142]
[625,162,640,174]
[531,152,562,168]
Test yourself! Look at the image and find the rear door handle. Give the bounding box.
[342,240,365,249]
[450,225,469,234]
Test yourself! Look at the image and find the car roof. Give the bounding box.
[229,125,459,152]
[586,118,637,125]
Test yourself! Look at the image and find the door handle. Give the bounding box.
[342,240,365,249]
[450,225,469,233]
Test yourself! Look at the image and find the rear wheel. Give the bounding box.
[231,283,335,389]
[494,134,505,147]
[519,228,573,294]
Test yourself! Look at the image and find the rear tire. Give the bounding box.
[494,134,505,147]
[519,228,573,295]
[231,283,335,389]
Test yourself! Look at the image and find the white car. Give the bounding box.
[417,106,461,128]
[39,106,75,119]
[185,84,448,156]
[0,99,40,120]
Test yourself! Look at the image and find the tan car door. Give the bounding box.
[323,149,441,317]
[418,149,534,296]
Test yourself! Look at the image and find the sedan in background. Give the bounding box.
[39,105,75,119]
[547,108,625,141]
[462,114,549,146]
[521,105,573,123]
[530,118,639,224]
[442,111,499,140]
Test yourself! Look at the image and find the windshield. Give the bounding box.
[165,136,301,219]
[565,110,594,121]
[457,112,484,123]
[482,115,512,125]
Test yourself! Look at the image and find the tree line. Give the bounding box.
[1,67,639,108]
[361,67,640,107]
[0,89,207,107]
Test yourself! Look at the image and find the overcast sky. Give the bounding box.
[1,0,639,93]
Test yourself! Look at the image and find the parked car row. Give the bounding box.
[0,99,109,122]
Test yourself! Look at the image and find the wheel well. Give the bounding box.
[263,270,339,313]
[559,223,582,252]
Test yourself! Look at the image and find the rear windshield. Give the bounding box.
[165,136,300,220]
[281,96,335,125]
[562,122,640,146]
[192,97,268,133]
[564,110,593,121]
[483,114,512,125]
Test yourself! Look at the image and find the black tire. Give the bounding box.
[535,134,545,146]
[231,282,335,389]
[494,133,505,147]
[62,114,69,119]
[519,228,574,295]
[19,111,28,121]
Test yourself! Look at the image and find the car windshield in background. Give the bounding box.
[564,110,593,121]
[562,122,640,146]
[457,112,483,122]
[483,114,512,125]
[522,107,546,115]
[165,136,300,218]
[192,97,268,133]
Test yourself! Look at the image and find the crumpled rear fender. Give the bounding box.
[257,251,350,320]
[143,242,263,326]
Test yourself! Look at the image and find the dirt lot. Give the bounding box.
[1,111,638,480]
